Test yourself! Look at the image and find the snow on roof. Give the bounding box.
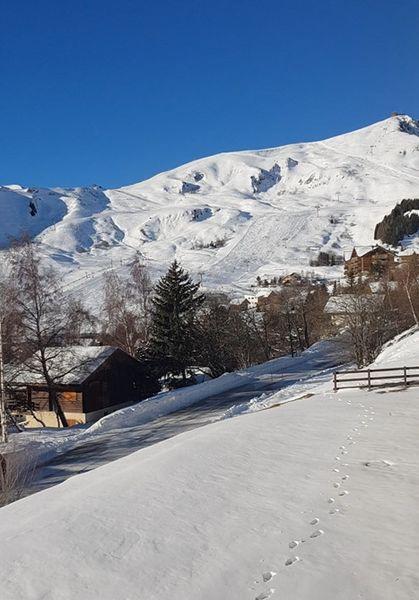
[255,289,277,298]
[8,346,119,386]
[230,298,248,306]
[346,245,396,259]
[368,281,398,293]
[324,294,384,314]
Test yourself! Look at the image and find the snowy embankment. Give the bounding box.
[0,329,418,599]
[7,337,343,466]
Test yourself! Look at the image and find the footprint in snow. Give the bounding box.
[329,508,340,514]
[262,572,276,583]
[310,518,320,525]
[333,482,341,488]
[339,490,349,496]
[285,556,300,566]
[289,540,299,549]
[255,590,275,600]
[342,474,349,480]
[333,468,340,473]
[328,497,335,503]
[310,529,324,539]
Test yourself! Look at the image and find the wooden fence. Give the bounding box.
[333,366,419,391]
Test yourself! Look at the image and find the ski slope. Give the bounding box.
[1,115,419,301]
[0,329,418,599]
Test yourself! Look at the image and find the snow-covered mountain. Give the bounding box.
[1,114,419,302]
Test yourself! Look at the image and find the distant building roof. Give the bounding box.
[6,346,122,386]
[325,294,384,314]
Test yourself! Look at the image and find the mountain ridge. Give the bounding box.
[1,114,418,303]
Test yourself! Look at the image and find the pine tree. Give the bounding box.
[148,261,205,384]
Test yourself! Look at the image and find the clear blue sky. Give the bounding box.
[1,0,418,189]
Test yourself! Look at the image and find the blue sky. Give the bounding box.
[1,0,418,188]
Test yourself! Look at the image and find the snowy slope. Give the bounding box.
[1,115,419,301]
[0,330,418,599]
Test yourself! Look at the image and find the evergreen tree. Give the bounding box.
[148,261,205,384]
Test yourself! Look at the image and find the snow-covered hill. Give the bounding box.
[1,115,419,301]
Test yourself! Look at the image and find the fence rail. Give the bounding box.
[333,366,419,391]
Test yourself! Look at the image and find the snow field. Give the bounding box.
[0,330,418,599]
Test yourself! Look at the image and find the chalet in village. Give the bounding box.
[7,346,152,428]
[344,246,396,278]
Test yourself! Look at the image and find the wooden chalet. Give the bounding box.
[229,298,250,312]
[8,346,151,428]
[398,251,419,269]
[344,246,396,278]
[282,273,302,286]
[257,291,282,310]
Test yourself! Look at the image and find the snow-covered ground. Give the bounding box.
[1,115,419,304]
[0,329,418,600]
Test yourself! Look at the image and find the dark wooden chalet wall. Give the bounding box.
[82,350,145,413]
[29,349,148,415]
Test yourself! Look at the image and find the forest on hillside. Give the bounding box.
[374,198,419,247]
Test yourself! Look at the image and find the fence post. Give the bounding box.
[404,367,407,386]
[333,372,337,392]
[367,369,371,390]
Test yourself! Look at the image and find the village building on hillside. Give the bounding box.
[281,272,302,286]
[6,346,152,428]
[398,250,419,269]
[229,298,250,312]
[256,290,282,310]
[344,246,396,279]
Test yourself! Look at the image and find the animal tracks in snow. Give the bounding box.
[285,556,300,566]
[255,589,275,600]
[310,529,324,539]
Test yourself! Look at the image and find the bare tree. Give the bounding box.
[101,257,152,356]
[336,293,393,367]
[394,260,419,326]
[0,444,37,507]
[5,239,91,427]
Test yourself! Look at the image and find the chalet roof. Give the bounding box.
[368,281,398,293]
[6,346,122,387]
[324,294,384,314]
[346,245,396,260]
[230,298,249,306]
